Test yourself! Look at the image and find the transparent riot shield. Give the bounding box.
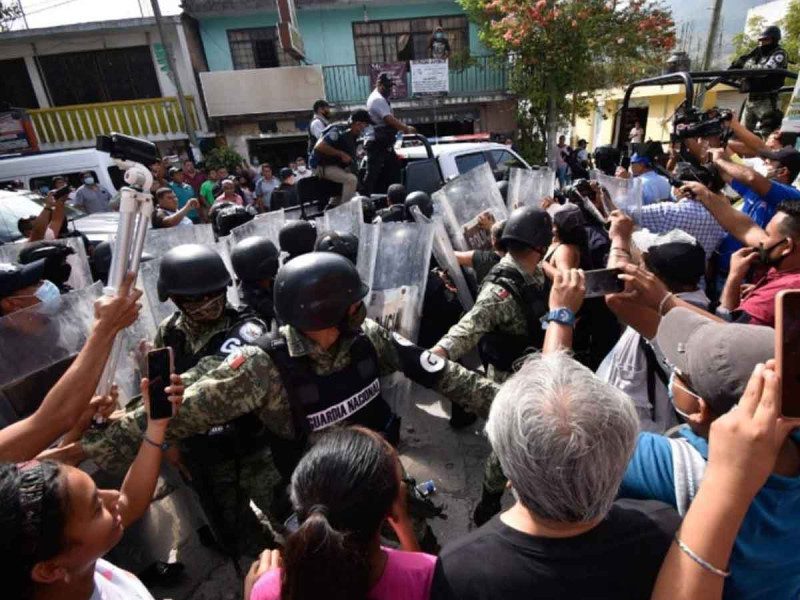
[591,170,643,218]
[322,199,363,237]
[144,224,215,257]
[409,206,474,312]
[0,237,94,291]
[230,209,286,245]
[432,162,508,251]
[214,237,241,308]
[507,167,557,211]
[137,258,178,332]
[0,282,103,417]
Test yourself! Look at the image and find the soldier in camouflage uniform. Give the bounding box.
[230,236,281,326]
[432,205,554,527]
[730,25,788,138]
[75,253,499,547]
[153,244,279,558]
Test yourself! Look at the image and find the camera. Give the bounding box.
[96,133,159,166]
[673,106,732,141]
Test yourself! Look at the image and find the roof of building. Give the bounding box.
[0,15,183,42]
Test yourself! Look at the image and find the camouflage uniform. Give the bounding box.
[154,309,280,555]
[738,45,788,137]
[83,316,499,486]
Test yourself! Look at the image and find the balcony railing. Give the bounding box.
[29,96,200,150]
[323,56,508,105]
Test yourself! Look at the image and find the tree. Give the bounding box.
[0,1,22,32]
[733,1,800,70]
[458,0,675,164]
[204,146,245,172]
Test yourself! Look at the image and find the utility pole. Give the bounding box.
[702,0,724,70]
[150,0,198,151]
[17,0,29,29]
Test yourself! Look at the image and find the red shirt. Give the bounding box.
[738,267,800,327]
[185,171,207,195]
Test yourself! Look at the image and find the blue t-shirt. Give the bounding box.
[717,180,800,272]
[638,170,672,205]
[168,181,198,221]
[620,427,800,600]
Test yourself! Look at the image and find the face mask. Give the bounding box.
[177,292,226,323]
[297,165,306,172]
[668,371,697,423]
[34,279,61,304]
[339,302,367,334]
[756,238,789,266]
[84,177,95,185]
[435,32,445,40]
[242,284,275,321]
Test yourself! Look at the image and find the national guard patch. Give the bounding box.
[239,321,265,343]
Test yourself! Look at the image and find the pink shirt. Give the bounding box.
[250,547,436,600]
[215,193,244,206]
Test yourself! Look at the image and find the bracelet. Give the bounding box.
[675,535,731,578]
[142,435,169,451]
[657,292,675,316]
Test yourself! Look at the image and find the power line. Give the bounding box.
[25,0,81,16]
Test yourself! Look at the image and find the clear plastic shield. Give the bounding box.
[432,162,508,251]
[0,282,103,390]
[322,199,363,237]
[137,258,178,332]
[230,209,286,245]
[507,167,557,211]
[0,237,94,291]
[143,224,215,257]
[409,206,474,311]
[591,170,643,218]
[214,237,241,308]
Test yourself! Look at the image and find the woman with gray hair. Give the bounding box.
[430,350,680,600]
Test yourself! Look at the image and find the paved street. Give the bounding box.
[148,384,497,600]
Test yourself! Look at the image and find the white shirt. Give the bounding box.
[629,127,644,144]
[309,115,328,141]
[367,89,393,126]
[90,559,154,600]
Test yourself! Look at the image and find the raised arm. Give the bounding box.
[160,198,198,228]
[0,274,142,461]
[542,268,585,354]
[454,250,475,268]
[710,150,772,196]
[680,181,767,247]
[727,117,769,157]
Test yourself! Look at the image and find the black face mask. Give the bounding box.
[338,302,367,335]
[756,238,789,267]
[242,284,275,321]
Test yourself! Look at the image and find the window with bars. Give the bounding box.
[228,27,299,70]
[352,15,469,75]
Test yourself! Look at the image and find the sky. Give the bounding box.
[5,0,774,63]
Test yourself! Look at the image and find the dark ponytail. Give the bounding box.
[0,461,68,600]
[281,427,399,600]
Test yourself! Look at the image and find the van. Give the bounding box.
[0,148,125,195]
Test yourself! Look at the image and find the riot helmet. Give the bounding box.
[758,25,781,43]
[216,205,255,237]
[315,230,359,265]
[501,205,553,250]
[274,252,369,332]
[231,236,280,283]
[157,244,231,302]
[593,145,621,177]
[279,220,317,260]
[404,190,433,219]
[17,242,74,291]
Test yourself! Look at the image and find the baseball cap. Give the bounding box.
[0,260,46,298]
[279,167,294,181]
[630,153,652,166]
[168,166,182,176]
[759,147,800,181]
[377,72,396,87]
[552,203,585,233]
[655,308,774,414]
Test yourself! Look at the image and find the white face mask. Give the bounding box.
[35,279,61,303]
[297,165,307,172]
[84,177,95,185]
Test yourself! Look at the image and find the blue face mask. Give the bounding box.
[84,177,95,185]
[34,279,61,304]
[668,370,698,422]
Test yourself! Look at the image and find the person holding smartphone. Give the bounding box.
[0,375,182,600]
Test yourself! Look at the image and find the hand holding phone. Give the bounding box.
[775,290,800,418]
[146,347,175,420]
[584,268,625,298]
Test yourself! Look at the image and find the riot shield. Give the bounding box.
[432,162,508,251]
[506,167,556,211]
[0,282,103,417]
[144,224,215,257]
[230,209,286,245]
[591,170,643,218]
[137,258,178,332]
[214,237,241,308]
[409,206,474,312]
[322,199,363,237]
[0,237,94,291]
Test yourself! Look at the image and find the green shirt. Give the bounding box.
[200,179,216,207]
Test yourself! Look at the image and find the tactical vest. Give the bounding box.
[255,331,394,439]
[478,264,549,372]
[314,123,356,168]
[744,45,788,95]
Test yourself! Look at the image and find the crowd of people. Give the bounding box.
[1,24,800,600]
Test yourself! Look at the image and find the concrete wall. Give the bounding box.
[197,0,487,71]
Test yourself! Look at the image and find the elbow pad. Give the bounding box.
[390,332,447,389]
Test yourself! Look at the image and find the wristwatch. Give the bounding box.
[540,307,576,329]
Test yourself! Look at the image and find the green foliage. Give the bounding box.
[204,146,244,172]
[732,1,800,69]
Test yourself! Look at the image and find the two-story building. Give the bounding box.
[184,0,517,164]
[0,15,215,158]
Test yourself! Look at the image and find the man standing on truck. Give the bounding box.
[362,72,416,196]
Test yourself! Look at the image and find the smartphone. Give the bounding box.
[53,186,71,200]
[775,290,800,418]
[584,268,625,298]
[146,347,174,420]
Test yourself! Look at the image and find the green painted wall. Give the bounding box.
[196,1,487,71]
